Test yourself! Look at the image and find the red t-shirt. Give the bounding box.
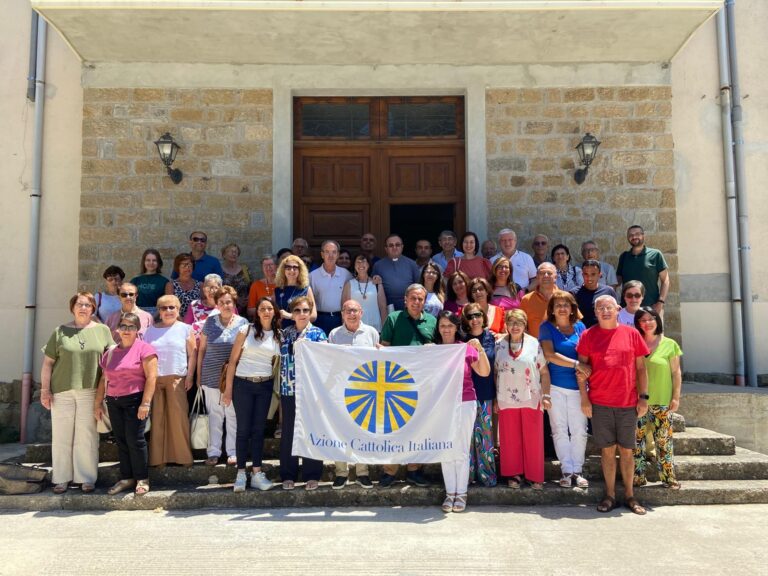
[576,324,649,408]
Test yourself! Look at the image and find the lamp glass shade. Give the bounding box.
[576,133,600,166]
[154,133,180,166]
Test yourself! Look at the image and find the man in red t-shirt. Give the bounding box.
[576,294,649,515]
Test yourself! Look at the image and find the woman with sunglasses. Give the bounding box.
[341,254,386,331]
[460,303,497,488]
[278,296,327,490]
[223,297,281,492]
[165,253,200,319]
[274,255,317,329]
[538,291,590,488]
[633,306,683,490]
[197,286,248,467]
[104,282,154,341]
[444,231,492,281]
[183,273,223,339]
[467,277,504,334]
[494,309,552,490]
[144,295,196,467]
[131,249,169,316]
[40,292,113,494]
[434,311,490,512]
[619,281,645,326]
[418,261,445,318]
[444,270,472,315]
[95,313,158,495]
[489,257,524,311]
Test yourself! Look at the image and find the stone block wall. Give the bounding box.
[486,86,679,338]
[79,88,273,289]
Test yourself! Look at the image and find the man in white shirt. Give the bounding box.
[309,240,352,335]
[328,300,380,489]
[490,228,537,290]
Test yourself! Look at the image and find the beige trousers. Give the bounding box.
[334,461,370,478]
[149,375,193,466]
[51,388,99,485]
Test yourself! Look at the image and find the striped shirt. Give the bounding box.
[199,314,249,389]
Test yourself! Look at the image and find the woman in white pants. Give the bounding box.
[40,292,114,494]
[196,286,249,466]
[434,311,490,513]
[538,292,591,488]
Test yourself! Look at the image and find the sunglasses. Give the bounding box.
[470,286,486,293]
[74,302,93,309]
[466,312,483,320]
[117,324,138,331]
[191,237,207,243]
[292,308,311,314]
[159,305,177,311]
[119,292,136,298]
[624,293,643,299]
[284,265,300,271]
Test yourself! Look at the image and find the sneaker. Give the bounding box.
[250,471,274,491]
[233,470,247,493]
[406,470,429,487]
[332,476,347,490]
[356,475,373,489]
[559,474,573,488]
[378,473,396,488]
[573,473,589,488]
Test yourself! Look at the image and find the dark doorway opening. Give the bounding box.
[389,204,456,260]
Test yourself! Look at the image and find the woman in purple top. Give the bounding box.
[444,270,471,315]
[95,313,158,496]
[434,311,490,513]
[489,257,524,311]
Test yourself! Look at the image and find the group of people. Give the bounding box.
[40,225,681,515]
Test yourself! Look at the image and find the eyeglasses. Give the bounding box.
[470,286,486,293]
[595,306,616,312]
[506,320,525,328]
[159,305,177,311]
[191,236,207,243]
[466,312,483,320]
[554,302,571,309]
[105,276,121,283]
[343,309,362,314]
[533,241,548,246]
[284,265,300,271]
[119,292,136,298]
[496,265,510,270]
[117,324,138,331]
[639,317,657,324]
[624,293,643,299]
[257,307,274,313]
[292,308,311,314]
[74,302,93,309]
[204,285,219,291]
[386,243,403,248]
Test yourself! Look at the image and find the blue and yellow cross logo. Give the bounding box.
[344,361,418,434]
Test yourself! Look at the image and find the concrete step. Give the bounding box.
[21,422,723,466]
[19,445,768,488]
[2,479,767,512]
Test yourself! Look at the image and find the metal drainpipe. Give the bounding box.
[725,0,757,387]
[26,12,38,102]
[21,16,47,443]
[716,9,745,385]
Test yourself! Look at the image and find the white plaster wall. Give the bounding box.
[0,0,83,382]
[673,0,768,375]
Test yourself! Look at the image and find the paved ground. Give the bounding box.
[1,504,765,575]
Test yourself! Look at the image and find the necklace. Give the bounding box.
[555,322,574,335]
[356,277,370,300]
[508,336,524,360]
[75,328,87,350]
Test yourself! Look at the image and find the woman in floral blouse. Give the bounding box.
[494,308,552,489]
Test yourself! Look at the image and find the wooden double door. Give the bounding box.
[293,96,466,256]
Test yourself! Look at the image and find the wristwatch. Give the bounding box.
[638,393,650,400]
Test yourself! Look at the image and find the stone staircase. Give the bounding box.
[2,415,768,511]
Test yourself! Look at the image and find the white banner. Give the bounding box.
[293,341,467,464]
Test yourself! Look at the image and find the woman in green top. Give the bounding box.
[131,249,169,316]
[40,292,114,494]
[633,306,682,489]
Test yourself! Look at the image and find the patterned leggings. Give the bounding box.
[634,405,677,485]
[469,399,497,487]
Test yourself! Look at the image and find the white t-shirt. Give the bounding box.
[144,322,193,376]
[236,327,279,378]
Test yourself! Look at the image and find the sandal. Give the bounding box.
[559,474,573,488]
[226,456,237,466]
[282,480,295,490]
[52,483,68,494]
[663,481,682,490]
[625,497,647,515]
[530,482,544,491]
[507,476,522,489]
[81,483,96,494]
[204,457,219,466]
[442,494,455,513]
[596,495,617,513]
[135,480,150,495]
[452,494,467,513]
[107,479,136,495]
[572,474,589,488]
[305,480,319,491]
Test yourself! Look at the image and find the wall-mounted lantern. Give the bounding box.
[574,132,601,185]
[154,132,183,184]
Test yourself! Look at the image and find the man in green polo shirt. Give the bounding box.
[378,283,436,487]
[616,225,670,315]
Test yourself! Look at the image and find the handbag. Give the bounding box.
[189,385,209,450]
[96,345,117,434]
